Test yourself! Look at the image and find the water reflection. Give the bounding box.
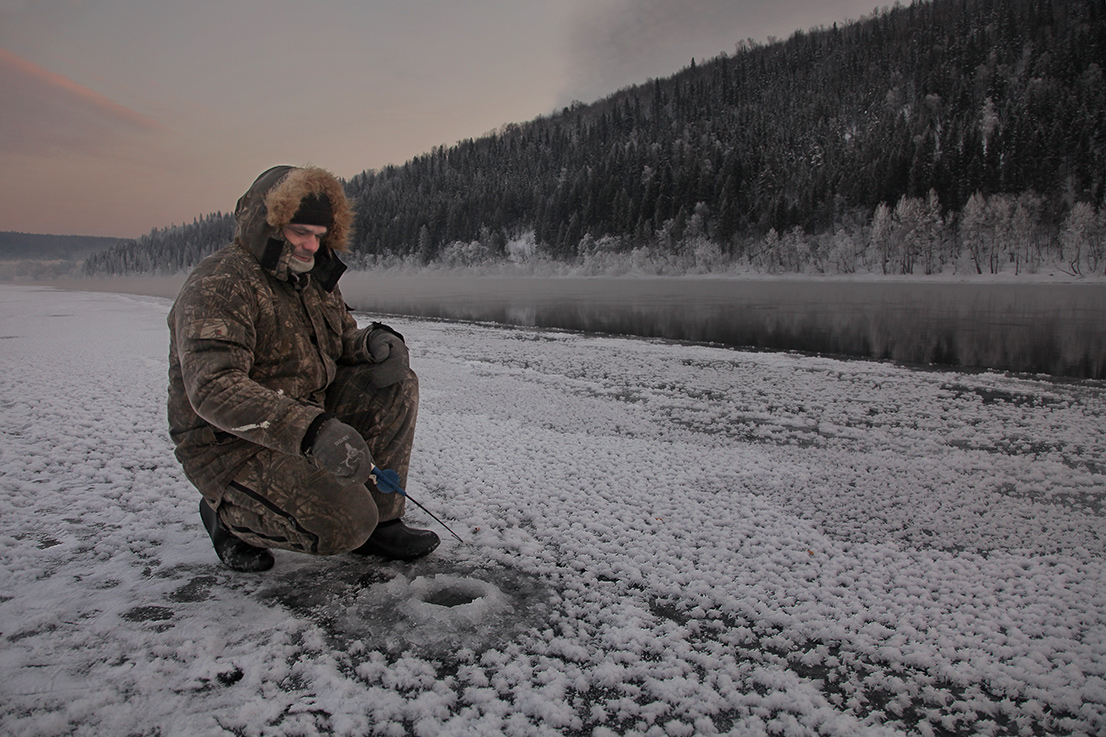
[341,275,1106,379]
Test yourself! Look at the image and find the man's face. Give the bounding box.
[282,224,327,270]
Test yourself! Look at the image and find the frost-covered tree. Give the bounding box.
[891,196,923,275]
[987,194,1014,275]
[1060,202,1103,275]
[959,192,988,275]
[870,203,894,274]
[1009,193,1044,275]
[917,189,946,275]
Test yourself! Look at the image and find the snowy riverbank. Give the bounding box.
[1,285,1103,736]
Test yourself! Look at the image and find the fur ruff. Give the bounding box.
[264,166,353,252]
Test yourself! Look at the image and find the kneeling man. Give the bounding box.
[167,165,439,572]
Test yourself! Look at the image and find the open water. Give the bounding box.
[341,275,1106,379]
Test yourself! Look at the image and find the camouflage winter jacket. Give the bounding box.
[167,166,373,501]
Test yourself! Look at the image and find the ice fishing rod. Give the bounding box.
[369,465,465,543]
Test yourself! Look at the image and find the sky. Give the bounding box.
[1,0,884,239]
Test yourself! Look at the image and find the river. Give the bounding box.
[339,274,1106,379]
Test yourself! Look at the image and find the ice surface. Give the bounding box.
[0,285,1103,737]
[255,556,551,662]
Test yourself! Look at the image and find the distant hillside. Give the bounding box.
[0,231,123,262]
[85,0,1106,278]
[80,213,233,277]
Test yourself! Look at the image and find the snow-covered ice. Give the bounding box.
[1,284,1103,737]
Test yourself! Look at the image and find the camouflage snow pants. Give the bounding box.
[216,364,418,555]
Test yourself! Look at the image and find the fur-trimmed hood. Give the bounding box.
[233,165,353,288]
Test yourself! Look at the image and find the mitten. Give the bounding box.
[366,324,410,388]
[309,418,374,486]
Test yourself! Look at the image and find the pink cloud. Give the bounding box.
[0,47,169,155]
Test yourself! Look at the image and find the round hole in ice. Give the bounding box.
[405,575,502,616]
[337,568,546,657]
[399,574,514,638]
[420,581,484,607]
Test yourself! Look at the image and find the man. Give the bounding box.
[167,165,439,572]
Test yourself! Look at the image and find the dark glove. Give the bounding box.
[309,418,373,486]
[366,324,409,388]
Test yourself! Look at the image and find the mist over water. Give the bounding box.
[43,273,1104,379]
[340,275,1106,379]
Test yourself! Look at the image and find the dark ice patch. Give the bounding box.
[258,557,552,658]
[168,576,218,603]
[122,605,174,622]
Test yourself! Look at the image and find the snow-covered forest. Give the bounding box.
[79,191,1106,279]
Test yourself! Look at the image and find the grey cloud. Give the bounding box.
[560,0,874,105]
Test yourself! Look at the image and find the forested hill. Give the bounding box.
[81,212,233,276]
[1,232,121,261]
[85,0,1106,277]
[1,231,124,280]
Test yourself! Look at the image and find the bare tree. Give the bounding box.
[918,189,946,275]
[1010,193,1043,275]
[987,194,1014,274]
[891,195,922,274]
[959,192,988,275]
[870,202,893,274]
[1060,202,1103,275]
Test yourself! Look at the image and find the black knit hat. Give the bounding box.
[289,193,333,228]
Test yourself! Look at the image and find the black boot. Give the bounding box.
[352,519,440,561]
[199,500,274,572]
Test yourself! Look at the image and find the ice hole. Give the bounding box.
[404,574,500,619]
[420,581,484,607]
[329,567,550,657]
